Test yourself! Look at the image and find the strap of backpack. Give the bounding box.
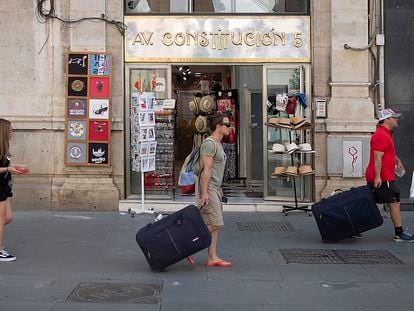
[197,137,218,176]
[204,137,218,157]
[185,148,199,173]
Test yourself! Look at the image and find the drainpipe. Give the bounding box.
[378,0,385,110]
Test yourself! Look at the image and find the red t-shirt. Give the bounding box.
[365,125,396,182]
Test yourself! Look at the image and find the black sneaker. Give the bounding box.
[0,249,16,262]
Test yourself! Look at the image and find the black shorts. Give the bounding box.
[0,182,13,202]
[367,181,400,204]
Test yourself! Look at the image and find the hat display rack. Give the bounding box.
[265,94,314,216]
[189,92,217,148]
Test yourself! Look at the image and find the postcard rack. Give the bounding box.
[144,111,175,192]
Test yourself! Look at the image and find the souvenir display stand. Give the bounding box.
[146,111,175,195]
[130,92,159,214]
[266,118,314,216]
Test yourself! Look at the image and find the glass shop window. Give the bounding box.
[125,0,309,14]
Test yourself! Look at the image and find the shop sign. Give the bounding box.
[124,16,310,63]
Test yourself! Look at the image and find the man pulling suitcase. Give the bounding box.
[365,108,414,242]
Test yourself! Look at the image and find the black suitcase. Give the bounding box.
[311,186,383,241]
[136,205,211,271]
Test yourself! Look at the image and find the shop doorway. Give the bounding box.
[246,89,264,194]
[173,64,264,202]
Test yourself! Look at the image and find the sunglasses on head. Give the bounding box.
[222,123,231,128]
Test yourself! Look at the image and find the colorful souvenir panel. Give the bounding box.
[88,143,109,165]
[68,53,88,75]
[89,99,109,119]
[68,76,88,97]
[66,120,87,141]
[89,120,109,141]
[90,54,110,76]
[66,52,111,167]
[89,77,110,98]
[67,98,87,118]
[66,143,87,164]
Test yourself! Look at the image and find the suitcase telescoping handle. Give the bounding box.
[321,187,365,202]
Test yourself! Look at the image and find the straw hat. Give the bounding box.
[268,117,279,125]
[268,117,292,129]
[290,117,311,129]
[271,143,286,153]
[278,118,293,128]
[199,95,216,113]
[195,115,208,133]
[285,142,299,154]
[298,165,314,176]
[298,143,314,153]
[189,99,199,114]
[271,166,286,177]
[189,116,197,132]
[284,166,298,176]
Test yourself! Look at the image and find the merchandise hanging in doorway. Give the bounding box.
[217,89,239,181]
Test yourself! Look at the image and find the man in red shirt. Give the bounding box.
[365,108,413,242]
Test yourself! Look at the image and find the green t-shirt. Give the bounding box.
[200,138,226,189]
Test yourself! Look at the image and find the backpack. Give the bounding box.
[178,137,217,194]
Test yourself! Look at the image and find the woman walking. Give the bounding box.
[0,118,28,262]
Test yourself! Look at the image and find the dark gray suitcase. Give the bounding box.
[311,186,383,241]
[136,205,211,271]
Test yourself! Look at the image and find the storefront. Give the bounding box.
[123,1,313,204]
[3,0,383,211]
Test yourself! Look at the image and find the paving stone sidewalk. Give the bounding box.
[0,210,414,311]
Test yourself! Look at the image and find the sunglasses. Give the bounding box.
[222,123,231,128]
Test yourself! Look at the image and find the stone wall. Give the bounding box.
[0,0,124,210]
[1,0,379,208]
[312,0,377,201]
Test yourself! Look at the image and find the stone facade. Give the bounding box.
[313,0,378,200]
[1,1,123,210]
[1,0,378,209]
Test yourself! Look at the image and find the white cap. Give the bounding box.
[378,108,401,121]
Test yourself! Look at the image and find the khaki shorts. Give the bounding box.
[195,179,223,227]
